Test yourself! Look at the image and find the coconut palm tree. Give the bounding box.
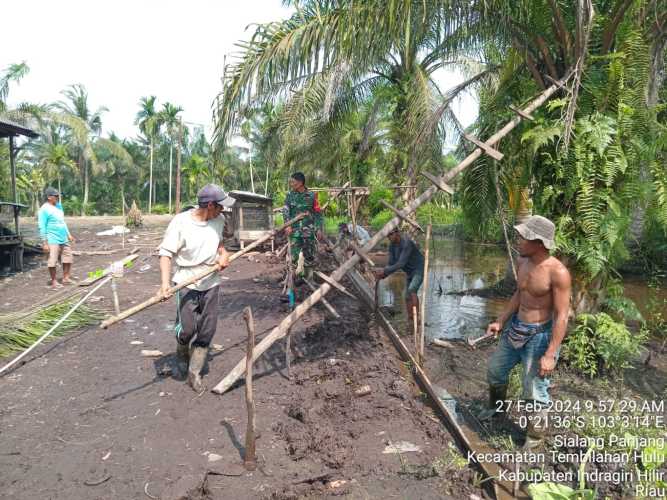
[213,0,495,203]
[135,96,161,213]
[0,62,29,112]
[38,142,75,197]
[55,84,107,215]
[159,102,183,213]
[94,134,136,216]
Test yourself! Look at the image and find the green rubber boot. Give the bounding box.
[187,346,208,393]
[524,402,548,449]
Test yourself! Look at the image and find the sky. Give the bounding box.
[1,0,477,142]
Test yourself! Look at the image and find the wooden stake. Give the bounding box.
[111,277,121,315]
[315,271,355,299]
[285,327,291,380]
[243,307,256,471]
[100,214,306,329]
[349,241,375,266]
[304,279,341,318]
[419,223,431,362]
[79,254,139,286]
[211,74,572,396]
[380,200,424,233]
[412,306,418,360]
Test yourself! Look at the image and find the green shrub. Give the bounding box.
[367,188,393,217]
[416,204,462,226]
[370,209,393,230]
[562,313,647,378]
[151,203,170,215]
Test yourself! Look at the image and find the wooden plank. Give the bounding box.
[508,104,535,121]
[78,254,139,286]
[379,200,425,233]
[463,133,504,161]
[420,171,454,195]
[315,271,356,299]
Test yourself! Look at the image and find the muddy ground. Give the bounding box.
[0,216,483,500]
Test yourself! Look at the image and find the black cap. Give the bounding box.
[45,187,60,197]
[197,184,236,208]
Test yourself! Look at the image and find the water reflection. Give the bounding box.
[378,238,509,342]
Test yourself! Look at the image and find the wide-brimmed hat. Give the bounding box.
[197,184,236,208]
[514,215,555,250]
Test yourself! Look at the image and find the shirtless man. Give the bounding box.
[481,215,571,446]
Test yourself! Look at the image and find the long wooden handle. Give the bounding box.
[100,213,306,329]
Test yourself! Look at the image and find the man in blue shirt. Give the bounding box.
[374,227,425,333]
[38,187,75,289]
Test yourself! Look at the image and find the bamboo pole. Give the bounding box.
[243,307,256,471]
[419,223,432,362]
[100,214,306,329]
[211,76,571,395]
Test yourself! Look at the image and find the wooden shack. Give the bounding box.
[0,118,38,273]
[228,191,274,249]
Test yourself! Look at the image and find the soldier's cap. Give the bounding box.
[514,215,555,250]
[197,184,236,208]
[45,187,60,197]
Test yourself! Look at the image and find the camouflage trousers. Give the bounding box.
[289,231,317,278]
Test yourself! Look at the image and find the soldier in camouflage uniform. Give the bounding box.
[282,172,323,282]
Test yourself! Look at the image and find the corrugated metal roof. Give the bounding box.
[229,190,273,203]
[0,118,38,139]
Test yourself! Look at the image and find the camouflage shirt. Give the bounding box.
[282,189,323,232]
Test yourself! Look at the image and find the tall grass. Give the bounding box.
[0,298,102,358]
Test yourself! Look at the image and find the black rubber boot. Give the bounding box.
[479,384,508,420]
[175,342,189,379]
[187,346,208,393]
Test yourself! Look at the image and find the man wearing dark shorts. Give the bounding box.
[374,227,425,334]
[158,184,235,392]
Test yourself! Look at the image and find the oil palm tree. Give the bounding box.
[159,102,183,213]
[135,96,161,213]
[213,0,495,203]
[55,84,107,214]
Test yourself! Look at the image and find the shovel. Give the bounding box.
[466,331,497,349]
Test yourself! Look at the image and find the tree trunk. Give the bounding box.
[497,187,532,294]
[121,183,126,217]
[175,121,182,214]
[148,138,154,214]
[168,143,173,213]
